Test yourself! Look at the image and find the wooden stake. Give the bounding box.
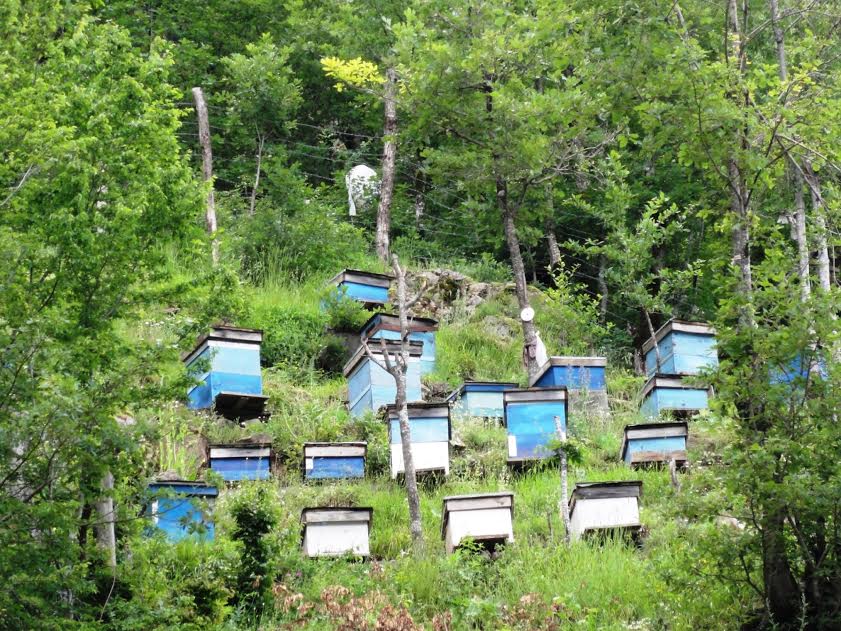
[554,416,571,545]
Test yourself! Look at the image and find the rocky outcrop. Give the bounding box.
[402,269,512,321]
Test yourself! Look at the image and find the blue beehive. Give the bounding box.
[446,381,519,420]
[343,339,424,416]
[303,442,366,480]
[147,480,217,542]
[329,269,394,307]
[643,320,718,378]
[503,387,568,463]
[530,356,609,416]
[620,421,688,467]
[360,313,439,375]
[209,443,272,482]
[386,403,451,478]
[640,375,710,418]
[184,326,268,420]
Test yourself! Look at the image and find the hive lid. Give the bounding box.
[446,381,520,401]
[148,479,219,497]
[300,506,373,525]
[441,492,514,538]
[342,339,424,376]
[642,319,716,354]
[329,269,394,288]
[528,356,607,387]
[385,401,451,420]
[620,421,688,461]
[359,312,439,336]
[568,480,642,515]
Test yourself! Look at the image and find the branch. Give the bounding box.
[359,337,395,377]
[0,164,38,208]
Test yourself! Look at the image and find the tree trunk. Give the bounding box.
[95,471,116,571]
[192,87,219,264]
[598,254,609,320]
[793,170,811,301]
[376,68,398,263]
[762,509,801,625]
[554,416,571,546]
[643,308,662,373]
[413,160,426,232]
[249,132,265,217]
[804,161,831,292]
[544,186,561,270]
[500,184,539,378]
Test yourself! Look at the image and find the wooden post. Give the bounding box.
[669,457,682,493]
[95,471,116,571]
[192,87,219,264]
[554,415,571,545]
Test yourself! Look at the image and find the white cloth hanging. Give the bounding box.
[345,164,379,216]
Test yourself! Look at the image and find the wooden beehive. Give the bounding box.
[441,492,514,554]
[359,313,439,375]
[301,507,373,558]
[503,387,568,463]
[640,375,710,419]
[329,269,394,308]
[447,381,519,420]
[208,443,272,482]
[568,481,642,541]
[386,402,451,478]
[303,442,366,480]
[529,356,608,416]
[343,340,423,417]
[183,325,268,420]
[620,422,688,467]
[147,480,218,542]
[643,319,718,378]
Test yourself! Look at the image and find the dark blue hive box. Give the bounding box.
[303,442,366,480]
[146,480,218,542]
[208,443,272,482]
[360,313,438,375]
[530,356,608,416]
[503,387,568,463]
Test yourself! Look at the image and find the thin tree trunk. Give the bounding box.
[598,254,609,320]
[249,132,265,217]
[413,160,426,232]
[804,161,831,292]
[376,68,397,262]
[769,0,787,82]
[544,186,561,271]
[643,308,662,373]
[95,471,116,571]
[554,416,571,546]
[192,87,219,264]
[793,170,811,301]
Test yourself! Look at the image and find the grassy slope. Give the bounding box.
[133,267,743,630]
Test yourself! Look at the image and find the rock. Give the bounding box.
[402,269,507,321]
[482,315,518,341]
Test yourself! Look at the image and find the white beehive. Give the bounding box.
[301,507,373,558]
[441,492,514,554]
[568,481,642,541]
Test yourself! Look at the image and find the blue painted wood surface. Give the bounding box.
[534,365,606,390]
[147,484,217,541]
[348,357,422,416]
[306,456,365,480]
[187,343,263,410]
[645,331,717,377]
[389,417,450,443]
[449,383,518,418]
[623,436,687,464]
[505,400,566,460]
[210,457,270,482]
[339,281,389,304]
[370,328,436,375]
[641,386,709,418]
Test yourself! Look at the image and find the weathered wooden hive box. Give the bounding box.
[568,480,643,540]
[343,340,423,417]
[386,402,451,478]
[530,356,608,416]
[643,319,718,378]
[447,381,519,420]
[329,269,394,307]
[441,492,514,554]
[503,387,568,463]
[360,313,438,375]
[640,375,710,418]
[147,480,218,541]
[620,422,688,467]
[303,442,366,480]
[301,507,372,558]
[208,443,272,482]
[184,325,268,420]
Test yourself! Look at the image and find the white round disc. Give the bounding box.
[520,307,535,322]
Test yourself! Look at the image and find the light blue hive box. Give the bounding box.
[503,387,568,464]
[643,320,718,378]
[640,374,710,419]
[303,442,366,481]
[184,325,269,421]
[447,381,519,420]
[343,339,424,417]
[146,480,218,542]
[360,312,438,375]
[329,269,394,308]
[620,421,688,467]
[530,356,608,417]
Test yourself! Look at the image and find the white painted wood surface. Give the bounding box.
[390,442,449,478]
[569,496,640,540]
[302,522,370,557]
[209,447,271,459]
[445,507,514,553]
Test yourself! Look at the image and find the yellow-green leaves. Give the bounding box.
[320,56,384,92]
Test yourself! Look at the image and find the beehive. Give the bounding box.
[386,403,451,478]
[640,375,710,418]
[568,481,642,541]
[208,444,272,482]
[360,313,438,375]
[344,340,423,416]
[183,325,268,420]
[447,381,519,420]
[529,356,608,416]
[303,442,366,480]
[643,320,717,378]
[301,507,372,558]
[441,492,514,554]
[147,480,218,542]
[503,387,568,463]
[620,422,688,467]
[329,269,394,307]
